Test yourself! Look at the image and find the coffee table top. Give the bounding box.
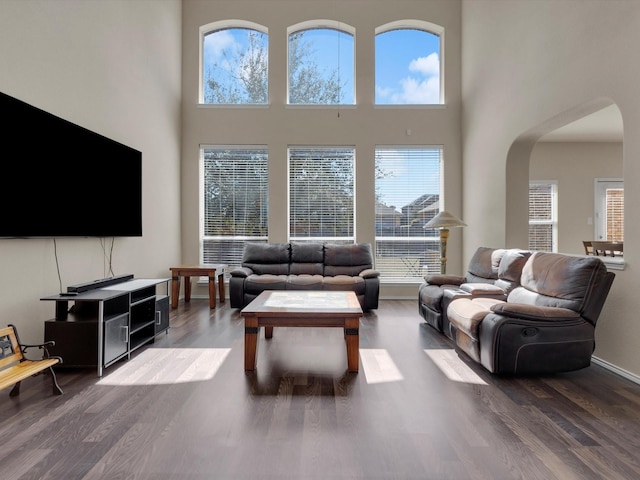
[241,291,362,315]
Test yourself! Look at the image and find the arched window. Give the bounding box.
[287,21,355,105]
[200,21,268,104]
[375,21,443,105]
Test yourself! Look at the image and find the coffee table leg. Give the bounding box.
[244,316,259,371]
[208,274,216,309]
[344,317,360,373]
[171,275,180,308]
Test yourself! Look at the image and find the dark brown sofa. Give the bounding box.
[447,251,615,374]
[229,242,380,310]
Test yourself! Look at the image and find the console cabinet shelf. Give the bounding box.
[42,278,170,376]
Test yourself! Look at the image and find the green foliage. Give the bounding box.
[204,30,268,104]
[288,33,343,104]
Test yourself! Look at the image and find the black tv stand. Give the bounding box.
[67,274,134,293]
[42,276,170,376]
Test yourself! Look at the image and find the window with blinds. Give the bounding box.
[288,146,355,242]
[201,146,268,272]
[605,188,624,242]
[528,182,557,252]
[374,147,442,279]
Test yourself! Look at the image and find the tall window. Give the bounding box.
[375,21,443,105]
[595,179,624,242]
[375,147,442,279]
[201,22,268,104]
[287,21,355,105]
[289,147,355,242]
[528,181,557,252]
[201,146,268,271]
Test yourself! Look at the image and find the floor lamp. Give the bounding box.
[424,211,467,274]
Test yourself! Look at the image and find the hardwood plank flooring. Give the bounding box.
[1,299,640,479]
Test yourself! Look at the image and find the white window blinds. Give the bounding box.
[288,146,355,242]
[201,146,268,268]
[605,188,624,242]
[374,147,442,278]
[528,182,556,252]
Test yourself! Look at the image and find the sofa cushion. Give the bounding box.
[460,282,504,295]
[447,297,504,339]
[494,249,531,293]
[465,247,505,283]
[324,243,373,276]
[290,242,324,275]
[507,252,608,314]
[286,274,324,289]
[244,274,287,295]
[323,275,366,296]
[242,242,290,275]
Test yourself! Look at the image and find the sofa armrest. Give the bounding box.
[425,274,465,286]
[490,303,580,322]
[230,267,253,278]
[460,283,504,295]
[359,268,380,279]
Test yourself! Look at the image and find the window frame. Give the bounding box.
[288,145,356,243]
[374,146,443,280]
[286,20,356,106]
[199,20,269,105]
[528,180,558,252]
[375,20,445,106]
[594,178,624,242]
[199,145,269,272]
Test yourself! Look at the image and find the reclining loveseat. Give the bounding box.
[447,251,615,374]
[230,242,380,310]
[418,247,532,339]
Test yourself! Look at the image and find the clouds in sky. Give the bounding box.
[377,52,440,104]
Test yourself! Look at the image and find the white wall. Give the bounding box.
[0,0,182,342]
[531,141,623,255]
[462,0,640,377]
[181,0,463,300]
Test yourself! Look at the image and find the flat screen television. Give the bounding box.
[0,91,142,238]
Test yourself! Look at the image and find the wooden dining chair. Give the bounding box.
[582,241,594,255]
[591,241,624,257]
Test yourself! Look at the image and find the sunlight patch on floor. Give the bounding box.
[97,348,231,386]
[424,349,488,385]
[360,348,404,384]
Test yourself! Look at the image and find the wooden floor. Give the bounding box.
[1,299,640,479]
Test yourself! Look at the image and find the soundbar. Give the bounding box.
[67,274,134,293]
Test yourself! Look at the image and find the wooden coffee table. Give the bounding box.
[241,291,363,373]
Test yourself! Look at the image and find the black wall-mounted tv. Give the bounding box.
[0,91,142,238]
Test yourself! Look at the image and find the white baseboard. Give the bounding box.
[592,356,640,385]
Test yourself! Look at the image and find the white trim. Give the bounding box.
[198,21,269,105]
[592,356,640,385]
[594,177,624,241]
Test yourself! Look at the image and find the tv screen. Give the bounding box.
[0,91,142,238]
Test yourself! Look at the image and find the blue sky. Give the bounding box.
[203,27,441,105]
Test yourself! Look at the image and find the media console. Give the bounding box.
[41,276,170,377]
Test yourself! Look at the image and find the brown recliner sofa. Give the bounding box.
[230,242,380,310]
[418,247,532,339]
[447,251,615,374]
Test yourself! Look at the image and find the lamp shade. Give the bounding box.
[424,210,466,229]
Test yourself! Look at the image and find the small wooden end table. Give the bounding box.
[170,264,227,309]
[241,291,363,372]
